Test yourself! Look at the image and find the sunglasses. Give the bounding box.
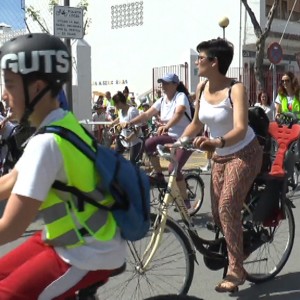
[197,55,214,62]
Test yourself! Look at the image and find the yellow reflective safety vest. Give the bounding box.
[279,94,300,118]
[39,112,117,248]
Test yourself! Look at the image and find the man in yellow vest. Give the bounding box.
[0,33,125,299]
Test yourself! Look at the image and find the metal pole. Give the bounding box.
[64,0,73,112]
[272,64,276,103]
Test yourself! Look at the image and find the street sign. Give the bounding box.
[54,6,83,39]
[267,42,283,65]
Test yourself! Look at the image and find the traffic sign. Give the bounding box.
[267,42,283,65]
[54,6,83,39]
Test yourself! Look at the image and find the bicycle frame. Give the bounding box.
[140,145,197,269]
[143,126,300,270]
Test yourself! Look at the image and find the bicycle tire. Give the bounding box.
[98,213,195,299]
[185,174,204,216]
[244,203,295,283]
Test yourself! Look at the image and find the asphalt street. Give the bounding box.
[179,174,300,300]
[0,152,300,299]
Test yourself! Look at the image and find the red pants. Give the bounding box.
[0,232,114,300]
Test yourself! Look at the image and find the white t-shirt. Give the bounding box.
[152,92,191,139]
[118,106,141,147]
[13,108,126,271]
[199,96,255,156]
[91,112,106,131]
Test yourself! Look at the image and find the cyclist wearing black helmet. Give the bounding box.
[0,33,125,299]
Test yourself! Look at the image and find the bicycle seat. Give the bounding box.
[268,122,300,177]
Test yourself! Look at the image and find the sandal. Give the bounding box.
[215,273,246,293]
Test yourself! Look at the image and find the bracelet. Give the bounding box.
[216,136,225,148]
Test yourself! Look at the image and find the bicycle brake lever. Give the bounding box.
[179,136,194,148]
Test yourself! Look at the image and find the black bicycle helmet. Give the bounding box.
[0,33,71,84]
[0,33,71,124]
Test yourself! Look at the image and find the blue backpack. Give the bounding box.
[39,125,151,241]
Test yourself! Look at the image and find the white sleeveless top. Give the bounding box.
[198,96,255,156]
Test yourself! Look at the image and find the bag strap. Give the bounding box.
[38,125,96,161]
[193,79,208,122]
[184,99,193,122]
[38,126,115,211]
[161,93,192,122]
[228,79,240,107]
[52,179,112,212]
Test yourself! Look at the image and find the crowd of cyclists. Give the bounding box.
[0,31,299,298]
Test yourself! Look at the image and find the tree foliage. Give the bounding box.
[241,0,279,91]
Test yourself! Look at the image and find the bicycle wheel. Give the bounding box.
[185,173,204,216]
[244,203,295,283]
[98,213,195,299]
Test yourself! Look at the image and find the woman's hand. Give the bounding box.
[193,136,218,152]
[157,125,168,135]
[120,122,129,128]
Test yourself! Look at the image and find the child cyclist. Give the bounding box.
[0,33,125,299]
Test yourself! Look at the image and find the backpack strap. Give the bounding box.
[161,93,193,122]
[37,126,124,211]
[38,125,96,161]
[184,109,192,122]
[228,79,240,107]
[193,79,208,122]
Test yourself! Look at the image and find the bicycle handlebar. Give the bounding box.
[276,112,299,127]
[156,137,204,161]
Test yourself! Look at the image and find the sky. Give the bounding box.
[0,0,256,96]
[0,0,26,29]
[1,0,284,98]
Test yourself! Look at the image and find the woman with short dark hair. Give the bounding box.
[179,38,263,293]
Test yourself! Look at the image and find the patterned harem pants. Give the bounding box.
[210,138,263,274]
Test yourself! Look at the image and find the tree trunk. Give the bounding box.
[254,37,266,91]
[241,0,279,92]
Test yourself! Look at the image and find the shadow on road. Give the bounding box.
[233,272,300,300]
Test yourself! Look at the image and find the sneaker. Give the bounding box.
[148,173,167,188]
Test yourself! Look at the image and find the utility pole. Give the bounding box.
[64,0,73,112]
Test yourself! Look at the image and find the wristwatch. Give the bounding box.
[216,136,225,148]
